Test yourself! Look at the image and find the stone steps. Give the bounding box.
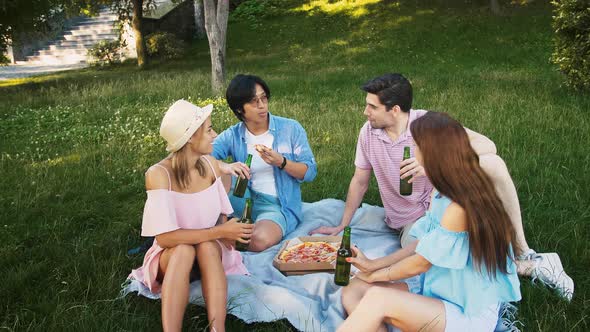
[23,8,119,65]
[25,54,88,65]
[45,40,113,51]
[62,33,118,42]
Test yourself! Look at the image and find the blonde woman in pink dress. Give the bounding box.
[129,100,254,332]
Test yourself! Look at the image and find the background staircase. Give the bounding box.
[22,8,119,65]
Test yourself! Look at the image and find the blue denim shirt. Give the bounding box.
[212,113,317,229]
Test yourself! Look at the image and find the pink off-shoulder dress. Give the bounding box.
[129,157,249,294]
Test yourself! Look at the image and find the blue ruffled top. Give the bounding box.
[409,192,521,316]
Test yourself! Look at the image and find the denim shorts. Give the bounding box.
[229,189,289,237]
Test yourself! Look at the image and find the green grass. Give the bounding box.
[1,1,589,331]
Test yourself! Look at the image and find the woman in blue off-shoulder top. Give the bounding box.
[338,112,521,332]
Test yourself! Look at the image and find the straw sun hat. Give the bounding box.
[160,100,213,152]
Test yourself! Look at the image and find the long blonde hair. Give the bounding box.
[169,128,207,190]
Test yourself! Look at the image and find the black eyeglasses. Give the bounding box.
[248,95,268,105]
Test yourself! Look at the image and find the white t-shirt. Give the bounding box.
[245,129,277,197]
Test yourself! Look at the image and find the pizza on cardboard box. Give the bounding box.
[273,236,342,276]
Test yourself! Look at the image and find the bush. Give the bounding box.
[230,0,248,11]
[230,0,285,26]
[0,52,9,66]
[87,40,124,66]
[146,32,185,60]
[551,0,590,91]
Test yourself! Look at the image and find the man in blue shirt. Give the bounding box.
[213,74,317,252]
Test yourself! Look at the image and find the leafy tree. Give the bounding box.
[551,0,590,91]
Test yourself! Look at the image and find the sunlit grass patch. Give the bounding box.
[0,72,76,88]
[31,153,82,168]
[294,0,388,17]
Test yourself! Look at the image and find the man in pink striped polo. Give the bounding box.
[352,107,432,246]
[310,73,441,247]
[310,73,573,299]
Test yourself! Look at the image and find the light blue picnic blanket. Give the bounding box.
[122,198,413,331]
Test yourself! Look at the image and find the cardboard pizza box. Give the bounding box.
[272,236,342,276]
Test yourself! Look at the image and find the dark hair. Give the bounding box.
[361,73,412,112]
[410,112,518,278]
[225,74,271,121]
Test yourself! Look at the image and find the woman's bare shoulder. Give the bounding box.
[440,202,468,232]
[202,155,222,179]
[145,160,172,190]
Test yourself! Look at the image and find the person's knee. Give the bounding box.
[168,244,196,266]
[344,278,366,294]
[479,154,509,181]
[342,279,369,313]
[341,285,357,311]
[250,233,278,251]
[364,286,380,298]
[195,240,221,257]
[363,286,392,308]
[341,283,354,303]
[250,223,282,251]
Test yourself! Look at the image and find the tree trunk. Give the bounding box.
[203,0,229,93]
[490,0,502,15]
[5,36,15,64]
[132,0,147,68]
[194,0,206,39]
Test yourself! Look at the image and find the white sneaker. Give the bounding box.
[518,250,574,301]
[495,302,522,332]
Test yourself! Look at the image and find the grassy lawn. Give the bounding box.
[1,0,588,331]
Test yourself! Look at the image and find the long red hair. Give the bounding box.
[410,112,517,277]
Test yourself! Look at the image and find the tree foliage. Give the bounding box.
[551,0,590,91]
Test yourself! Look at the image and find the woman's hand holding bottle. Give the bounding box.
[346,246,377,273]
[218,217,253,244]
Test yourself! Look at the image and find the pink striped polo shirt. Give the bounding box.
[355,109,433,229]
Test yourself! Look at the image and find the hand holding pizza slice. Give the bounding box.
[254,144,284,167]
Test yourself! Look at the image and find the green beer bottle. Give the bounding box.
[235,198,252,252]
[233,154,253,198]
[334,226,352,286]
[400,146,412,196]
